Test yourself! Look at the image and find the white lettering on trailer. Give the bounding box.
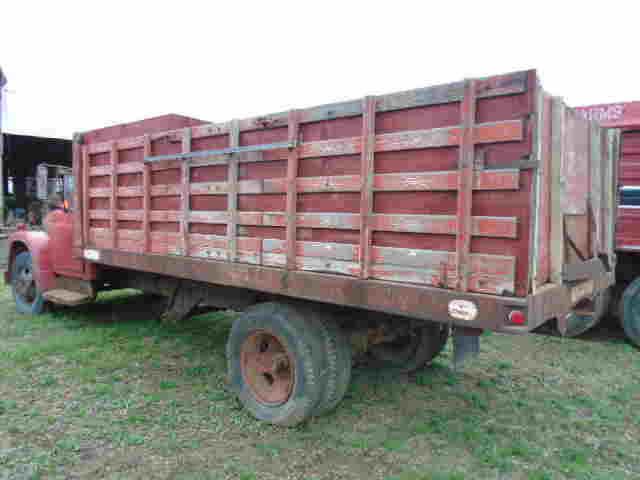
[577,104,625,123]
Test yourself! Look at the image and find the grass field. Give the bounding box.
[0,283,638,480]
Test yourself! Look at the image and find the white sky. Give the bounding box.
[1,1,638,140]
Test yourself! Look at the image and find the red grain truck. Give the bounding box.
[575,102,640,346]
[5,70,619,425]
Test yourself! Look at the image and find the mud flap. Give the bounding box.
[162,281,203,323]
[452,327,481,370]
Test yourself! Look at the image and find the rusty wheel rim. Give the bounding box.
[240,330,295,406]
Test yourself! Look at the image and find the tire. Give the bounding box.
[564,289,611,338]
[313,312,352,416]
[370,321,449,373]
[226,302,326,426]
[11,251,46,315]
[621,278,640,347]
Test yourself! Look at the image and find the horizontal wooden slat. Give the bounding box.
[262,239,360,261]
[89,188,110,198]
[371,246,515,277]
[185,169,519,199]
[300,137,362,159]
[373,169,520,191]
[190,175,363,196]
[118,186,144,197]
[297,175,361,193]
[297,120,523,159]
[89,162,144,177]
[472,120,524,145]
[369,245,516,294]
[89,165,111,177]
[149,160,183,171]
[147,210,179,222]
[117,162,144,174]
[237,212,287,227]
[297,213,360,230]
[190,181,229,195]
[119,210,145,221]
[86,137,145,154]
[375,126,458,152]
[188,211,230,224]
[369,264,514,295]
[151,184,182,197]
[88,210,110,220]
[371,214,518,238]
[296,257,360,276]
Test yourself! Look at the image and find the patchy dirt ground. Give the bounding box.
[0,284,638,480]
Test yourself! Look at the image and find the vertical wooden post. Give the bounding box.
[110,141,118,249]
[550,97,565,284]
[286,110,300,271]
[82,146,90,249]
[72,134,84,255]
[455,80,477,292]
[142,135,151,253]
[359,96,376,279]
[181,127,192,256]
[227,120,240,262]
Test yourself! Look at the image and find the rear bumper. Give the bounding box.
[499,270,615,334]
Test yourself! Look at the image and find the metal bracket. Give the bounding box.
[144,140,297,163]
[452,327,481,370]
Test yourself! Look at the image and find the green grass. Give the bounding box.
[0,282,638,479]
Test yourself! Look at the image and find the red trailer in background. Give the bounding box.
[5,71,621,425]
[576,102,640,345]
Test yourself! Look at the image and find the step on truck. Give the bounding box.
[5,70,619,425]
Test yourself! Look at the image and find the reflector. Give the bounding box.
[509,310,526,325]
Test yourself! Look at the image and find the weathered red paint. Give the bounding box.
[4,69,616,336]
[6,230,56,292]
[575,102,640,129]
[578,102,640,252]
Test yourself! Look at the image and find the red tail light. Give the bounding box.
[508,310,526,325]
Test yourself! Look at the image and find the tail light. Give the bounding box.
[508,310,526,325]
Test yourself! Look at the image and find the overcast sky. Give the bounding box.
[1,1,638,139]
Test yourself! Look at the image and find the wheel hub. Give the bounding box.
[240,331,295,405]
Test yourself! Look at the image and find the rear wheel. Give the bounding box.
[313,312,352,416]
[370,321,449,372]
[11,251,45,315]
[564,289,611,338]
[226,303,327,426]
[621,278,640,347]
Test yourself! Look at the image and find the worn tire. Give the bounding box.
[564,289,611,338]
[621,278,640,347]
[370,321,449,373]
[11,251,46,315]
[226,302,326,426]
[313,312,352,416]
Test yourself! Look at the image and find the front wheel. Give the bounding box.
[621,278,640,347]
[11,251,46,315]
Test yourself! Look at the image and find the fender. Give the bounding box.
[4,229,56,293]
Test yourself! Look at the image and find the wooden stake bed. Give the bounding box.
[72,70,618,331]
